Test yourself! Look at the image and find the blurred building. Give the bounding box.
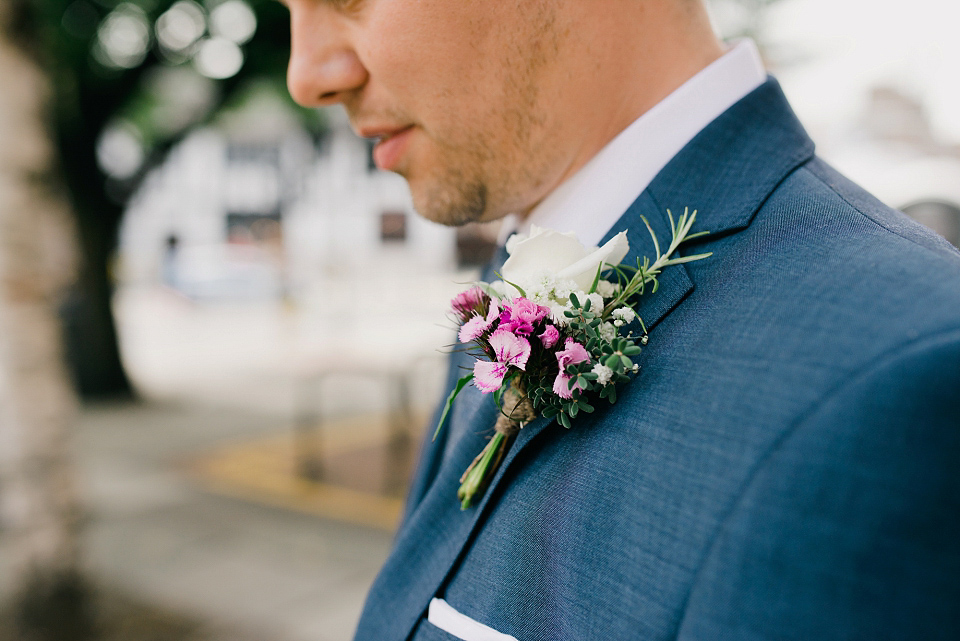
[117,97,472,300]
[749,0,960,248]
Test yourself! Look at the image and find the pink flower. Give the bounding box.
[474,361,508,393]
[553,372,583,400]
[458,301,499,344]
[489,329,531,371]
[451,286,488,321]
[553,338,590,400]
[556,338,590,368]
[498,297,550,336]
[538,324,560,349]
[472,330,532,394]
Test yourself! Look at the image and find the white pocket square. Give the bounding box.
[427,598,518,641]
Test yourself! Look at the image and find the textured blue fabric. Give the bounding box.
[355,79,960,641]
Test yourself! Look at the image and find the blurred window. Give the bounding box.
[380,211,407,243]
[455,223,498,268]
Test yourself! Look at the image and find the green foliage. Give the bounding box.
[522,208,712,429]
[434,373,474,441]
[26,0,323,187]
[7,0,326,396]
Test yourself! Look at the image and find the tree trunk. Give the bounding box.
[0,4,94,638]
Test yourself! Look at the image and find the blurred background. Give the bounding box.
[0,0,957,639]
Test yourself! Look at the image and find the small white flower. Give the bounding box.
[631,364,640,373]
[550,302,572,326]
[592,363,614,385]
[599,322,617,342]
[612,306,636,324]
[535,271,559,295]
[553,279,578,301]
[595,280,619,298]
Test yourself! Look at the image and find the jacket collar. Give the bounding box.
[355,77,815,641]
[595,76,815,334]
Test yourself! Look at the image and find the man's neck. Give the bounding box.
[529,1,726,212]
[499,39,767,248]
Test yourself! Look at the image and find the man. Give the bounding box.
[284,1,960,639]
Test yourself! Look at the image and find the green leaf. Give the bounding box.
[494,272,527,298]
[588,262,605,295]
[623,345,642,356]
[621,355,633,369]
[433,373,474,440]
[640,215,661,259]
[664,252,713,265]
[579,401,595,413]
[558,412,571,429]
[569,292,581,308]
[605,354,621,370]
[493,375,510,410]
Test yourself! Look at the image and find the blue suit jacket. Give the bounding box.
[355,79,960,640]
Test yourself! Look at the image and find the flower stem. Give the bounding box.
[458,431,510,509]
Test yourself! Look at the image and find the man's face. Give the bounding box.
[285,0,574,226]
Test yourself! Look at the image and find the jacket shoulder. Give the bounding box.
[676,327,960,640]
[801,157,960,258]
[784,157,960,262]
[747,155,960,331]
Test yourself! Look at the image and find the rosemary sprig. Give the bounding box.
[603,208,711,317]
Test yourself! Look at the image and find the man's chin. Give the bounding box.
[408,178,491,227]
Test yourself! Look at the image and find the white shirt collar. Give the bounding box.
[498,39,766,248]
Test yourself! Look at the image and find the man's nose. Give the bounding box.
[286,5,368,107]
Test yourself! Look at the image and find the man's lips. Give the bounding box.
[367,125,415,171]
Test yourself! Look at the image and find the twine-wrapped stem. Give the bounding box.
[457,381,534,509]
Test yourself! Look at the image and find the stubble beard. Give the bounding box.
[408,0,561,228]
[413,163,491,228]
[409,101,547,228]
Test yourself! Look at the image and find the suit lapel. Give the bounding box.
[355,78,816,641]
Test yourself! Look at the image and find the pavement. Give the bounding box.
[67,276,467,641]
[76,400,396,641]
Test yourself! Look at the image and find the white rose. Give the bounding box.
[499,226,629,295]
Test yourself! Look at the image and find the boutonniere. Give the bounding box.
[438,208,711,508]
